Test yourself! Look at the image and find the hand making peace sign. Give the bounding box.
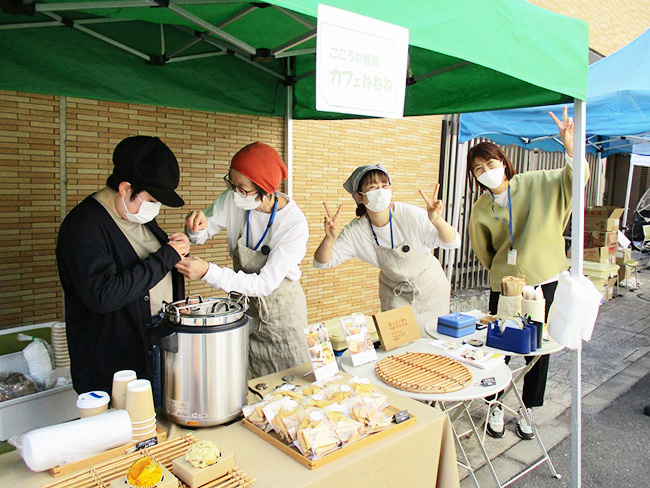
[419,183,444,225]
[549,105,574,158]
[322,202,343,240]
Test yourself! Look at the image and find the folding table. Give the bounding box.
[340,338,512,488]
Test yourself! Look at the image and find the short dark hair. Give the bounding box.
[106,174,145,202]
[466,142,517,192]
[355,169,391,217]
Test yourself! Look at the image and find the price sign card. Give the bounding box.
[339,313,377,366]
[304,322,339,381]
[373,305,421,351]
[316,4,409,118]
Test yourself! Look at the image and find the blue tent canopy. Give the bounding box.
[459,29,650,157]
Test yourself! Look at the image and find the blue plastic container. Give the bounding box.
[437,312,477,338]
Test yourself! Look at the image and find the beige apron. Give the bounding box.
[233,219,309,379]
[374,215,451,338]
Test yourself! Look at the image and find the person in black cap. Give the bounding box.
[56,136,189,397]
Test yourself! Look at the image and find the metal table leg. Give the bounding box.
[437,400,502,488]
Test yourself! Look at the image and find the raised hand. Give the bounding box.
[549,105,574,158]
[419,184,444,224]
[185,210,207,232]
[322,202,343,239]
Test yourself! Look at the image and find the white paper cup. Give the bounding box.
[77,391,110,418]
[125,379,154,422]
[111,370,137,410]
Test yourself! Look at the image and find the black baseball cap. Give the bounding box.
[112,136,184,207]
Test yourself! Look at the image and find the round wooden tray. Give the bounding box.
[375,352,472,393]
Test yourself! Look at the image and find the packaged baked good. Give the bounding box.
[350,403,392,436]
[324,410,363,445]
[296,412,340,459]
[127,457,162,487]
[184,440,221,468]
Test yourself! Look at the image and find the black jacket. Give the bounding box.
[56,196,184,394]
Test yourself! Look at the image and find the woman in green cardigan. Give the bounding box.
[467,106,589,440]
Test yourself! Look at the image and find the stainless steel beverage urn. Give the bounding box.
[156,296,248,427]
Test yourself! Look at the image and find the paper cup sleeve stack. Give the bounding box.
[50,321,70,368]
[497,275,545,322]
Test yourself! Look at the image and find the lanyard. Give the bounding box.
[246,194,277,251]
[507,186,513,250]
[369,207,394,249]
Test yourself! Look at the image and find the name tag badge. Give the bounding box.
[507,249,517,266]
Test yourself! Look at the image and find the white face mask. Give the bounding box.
[233,191,261,210]
[477,167,506,190]
[363,188,392,213]
[122,194,161,224]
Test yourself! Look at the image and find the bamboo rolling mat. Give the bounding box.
[375,352,472,393]
[41,434,256,488]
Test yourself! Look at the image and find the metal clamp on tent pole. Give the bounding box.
[0,0,36,16]
[252,47,275,63]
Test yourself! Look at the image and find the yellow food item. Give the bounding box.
[185,440,221,468]
[127,457,162,487]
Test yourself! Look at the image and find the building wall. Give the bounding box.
[1,3,649,328]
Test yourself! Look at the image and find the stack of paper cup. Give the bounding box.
[111,370,137,409]
[50,322,70,368]
[125,379,156,441]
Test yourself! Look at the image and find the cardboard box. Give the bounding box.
[583,246,617,265]
[0,351,78,441]
[584,230,617,248]
[607,278,617,300]
[616,248,632,263]
[585,206,624,232]
[617,265,632,284]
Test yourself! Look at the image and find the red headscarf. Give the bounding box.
[230,142,287,194]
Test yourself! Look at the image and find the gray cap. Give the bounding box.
[343,164,392,204]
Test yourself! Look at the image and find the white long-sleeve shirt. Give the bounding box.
[188,191,308,297]
[313,202,461,269]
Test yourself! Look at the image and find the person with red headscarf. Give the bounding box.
[178,142,309,377]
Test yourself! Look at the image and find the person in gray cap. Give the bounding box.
[314,164,460,337]
[56,136,189,397]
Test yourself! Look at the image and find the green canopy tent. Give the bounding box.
[1,0,587,117]
[0,1,590,486]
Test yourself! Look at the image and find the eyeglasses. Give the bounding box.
[223,175,256,197]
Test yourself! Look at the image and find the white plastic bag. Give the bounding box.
[9,409,132,472]
[21,338,54,386]
[547,271,602,349]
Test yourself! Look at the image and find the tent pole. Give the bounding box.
[447,141,467,282]
[570,98,586,488]
[596,154,605,206]
[285,59,294,198]
[623,162,635,227]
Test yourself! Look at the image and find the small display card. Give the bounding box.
[372,305,421,351]
[303,322,339,381]
[338,313,377,366]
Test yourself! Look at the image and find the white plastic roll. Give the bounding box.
[10,409,132,472]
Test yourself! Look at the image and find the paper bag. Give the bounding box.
[497,294,522,319]
[522,298,545,323]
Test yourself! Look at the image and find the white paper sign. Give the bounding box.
[316,4,409,118]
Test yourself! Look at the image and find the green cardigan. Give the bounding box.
[469,162,589,291]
